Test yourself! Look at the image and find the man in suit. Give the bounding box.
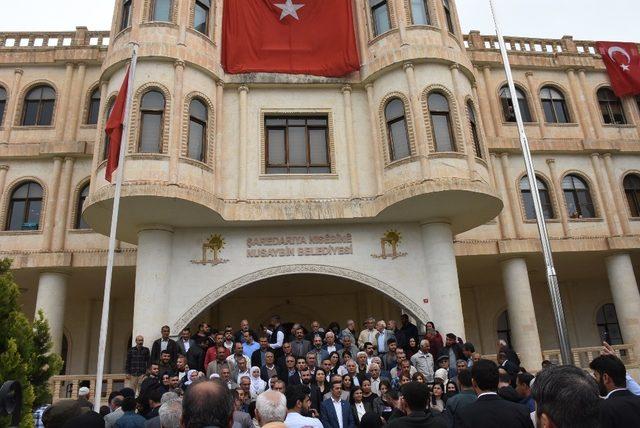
[320,380,356,428]
[176,327,196,357]
[590,354,640,427]
[319,331,343,362]
[387,381,447,428]
[374,320,395,356]
[497,352,519,387]
[150,325,178,364]
[531,364,600,428]
[251,336,271,368]
[291,327,312,359]
[454,359,533,428]
[186,337,207,372]
[261,350,285,383]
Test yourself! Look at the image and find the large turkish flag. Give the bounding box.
[222,0,360,77]
[596,41,640,97]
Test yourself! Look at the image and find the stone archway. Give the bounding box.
[172,264,428,331]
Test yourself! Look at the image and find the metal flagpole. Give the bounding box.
[94,43,139,412]
[488,1,573,365]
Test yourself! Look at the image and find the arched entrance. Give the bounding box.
[172,264,428,332]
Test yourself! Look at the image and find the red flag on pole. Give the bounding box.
[596,41,640,97]
[222,0,360,77]
[105,67,130,182]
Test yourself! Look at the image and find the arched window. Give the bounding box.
[598,88,626,125]
[467,100,482,158]
[540,86,570,123]
[22,85,56,126]
[442,0,455,33]
[120,0,133,31]
[188,98,208,162]
[6,181,43,231]
[384,98,411,161]
[520,176,554,220]
[596,303,623,345]
[194,0,211,35]
[370,0,391,37]
[623,174,640,217]
[138,90,165,153]
[410,0,430,25]
[86,88,101,125]
[103,98,116,160]
[428,92,456,152]
[562,174,595,219]
[75,183,90,229]
[0,87,6,126]
[497,310,512,348]
[151,0,172,22]
[500,85,532,123]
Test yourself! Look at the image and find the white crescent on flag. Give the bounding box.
[608,46,632,71]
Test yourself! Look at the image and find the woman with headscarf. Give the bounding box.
[249,366,266,399]
[181,369,199,390]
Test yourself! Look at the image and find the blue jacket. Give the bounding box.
[320,398,356,428]
[115,411,146,428]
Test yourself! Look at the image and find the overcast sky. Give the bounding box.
[0,0,638,42]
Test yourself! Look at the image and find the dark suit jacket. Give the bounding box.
[454,393,533,428]
[186,345,204,372]
[291,339,312,358]
[600,389,640,428]
[251,348,268,368]
[176,339,196,357]
[501,360,519,385]
[150,338,178,363]
[387,411,448,428]
[350,401,374,425]
[288,372,302,386]
[260,365,285,383]
[320,398,356,428]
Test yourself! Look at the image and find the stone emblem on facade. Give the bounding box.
[371,230,407,260]
[191,234,229,266]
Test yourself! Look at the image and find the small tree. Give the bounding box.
[0,259,62,427]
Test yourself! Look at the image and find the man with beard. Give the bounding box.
[590,354,640,427]
[252,335,272,368]
[235,319,259,343]
[206,345,232,378]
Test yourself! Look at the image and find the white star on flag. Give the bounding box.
[274,0,304,20]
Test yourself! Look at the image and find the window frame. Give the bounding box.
[21,85,56,127]
[150,0,173,22]
[384,98,412,162]
[466,100,482,158]
[0,86,6,127]
[623,174,640,218]
[499,85,533,123]
[596,303,623,345]
[74,183,90,230]
[497,310,512,349]
[540,86,570,124]
[120,0,133,32]
[562,174,596,219]
[597,88,627,125]
[86,87,101,125]
[193,0,211,36]
[520,175,555,220]
[6,181,44,231]
[369,0,391,37]
[138,90,166,154]
[187,98,208,163]
[264,115,331,174]
[409,0,430,25]
[442,0,455,34]
[428,92,456,153]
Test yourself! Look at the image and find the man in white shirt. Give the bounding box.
[320,381,356,428]
[226,342,250,369]
[411,339,435,383]
[368,363,384,396]
[284,385,323,428]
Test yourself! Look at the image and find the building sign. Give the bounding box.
[246,233,353,258]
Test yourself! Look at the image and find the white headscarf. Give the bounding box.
[184,369,198,386]
[249,366,266,398]
[434,368,448,385]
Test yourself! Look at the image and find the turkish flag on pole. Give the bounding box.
[596,41,640,97]
[105,67,130,182]
[222,0,360,77]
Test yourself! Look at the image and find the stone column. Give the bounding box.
[546,159,570,238]
[525,72,546,138]
[52,157,75,251]
[55,63,76,141]
[481,67,502,137]
[603,154,631,235]
[578,70,603,140]
[3,68,24,142]
[237,85,249,201]
[341,85,360,197]
[43,157,64,251]
[605,253,640,355]
[450,64,475,179]
[35,272,69,354]
[132,226,174,343]
[500,258,543,370]
[0,165,8,200]
[66,63,87,142]
[473,67,495,138]
[590,154,620,236]
[499,153,523,238]
[365,84,384,195]
[214,81,224,196]
[403,62,430,177]
[566,69,595,141]
[169,60,185,184]
[421,222,466,338]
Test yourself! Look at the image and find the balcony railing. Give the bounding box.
[0,27,110,49]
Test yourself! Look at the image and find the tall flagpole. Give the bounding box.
[488,1,573,365]
[94,43,139,411]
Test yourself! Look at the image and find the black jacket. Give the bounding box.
[151,338,178,363]
[454,393,533,428]
[387,411,448,428]
[599,389,640,428]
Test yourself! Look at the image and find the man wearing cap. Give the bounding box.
[441,334,465,377]
[77,386,93,409]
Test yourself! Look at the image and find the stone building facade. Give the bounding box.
[1,0,639,375]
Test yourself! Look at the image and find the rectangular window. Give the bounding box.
[152,0,172,22]
[194,0,211,35]
[0,100,5,126]
[265,116,330,174]
[411,0,430,25]
[120,0,132,31]
[370,0,391,36]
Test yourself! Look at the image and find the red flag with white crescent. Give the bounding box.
[596,41,640,97]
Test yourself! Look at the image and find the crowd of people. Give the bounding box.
[35,315,640,427]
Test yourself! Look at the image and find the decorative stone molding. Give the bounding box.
[13,79,59,127]
[463,95,484,158]
[142,0,179,24]
[378,91,417,164]
[181,91,216,166]
[172,264,430,331]
[514,171,561,222]
[128,82,172,155]
[68,178,91,230]
[0,176,48,232]
[421,84,465,154]
[558,169,603,219]
[81,83,100,126]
